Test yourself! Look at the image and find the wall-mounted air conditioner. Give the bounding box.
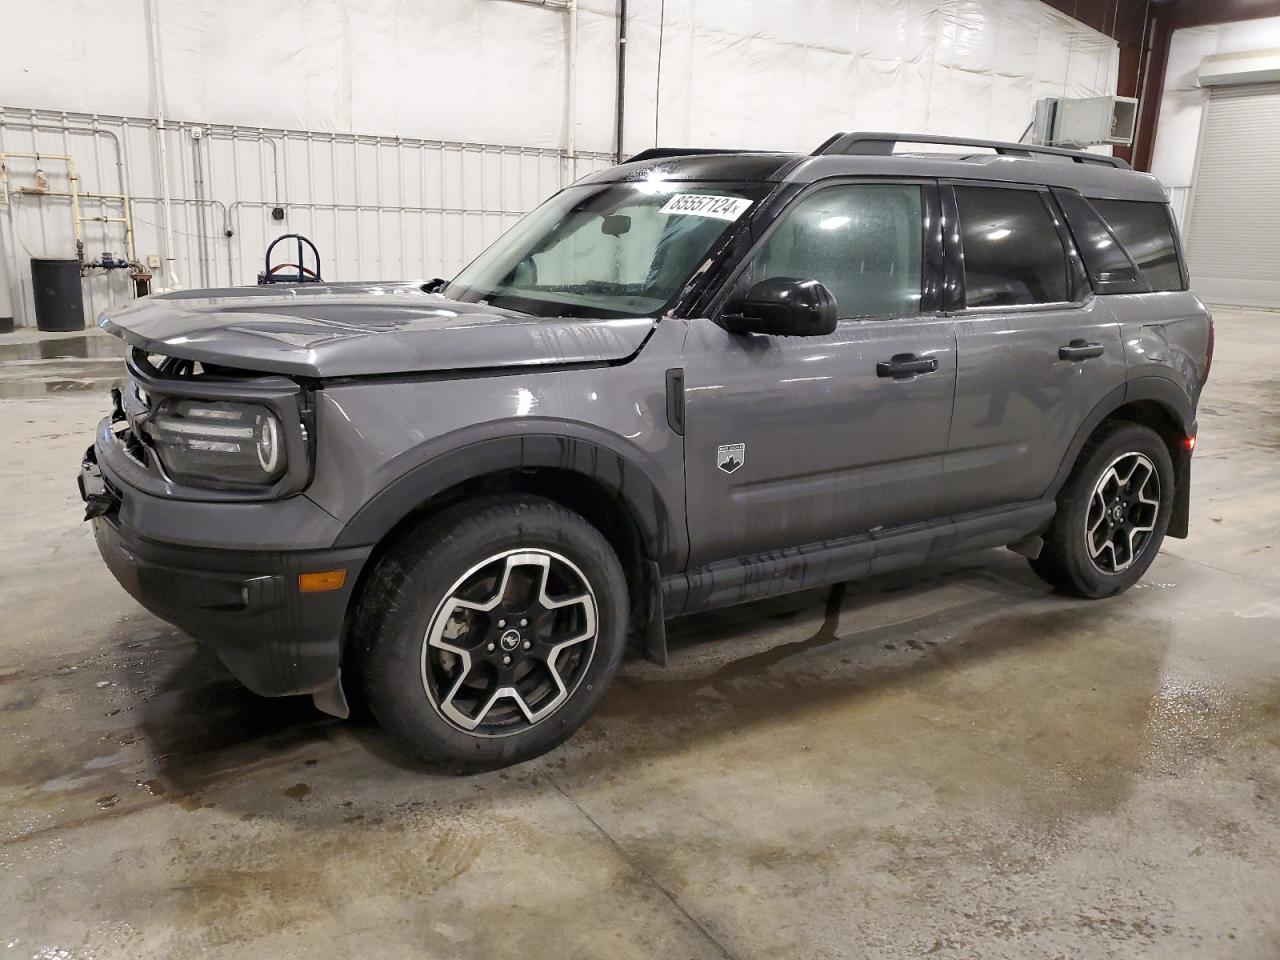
[1032,96,1138,148]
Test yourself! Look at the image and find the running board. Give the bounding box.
[662,500,1055,618]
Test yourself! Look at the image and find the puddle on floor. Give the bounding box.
[0,335,125,397]
[0,335,124,362]
[0,379,118,398]
[0,622,339,842]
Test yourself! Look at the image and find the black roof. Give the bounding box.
[579,132,1167,203]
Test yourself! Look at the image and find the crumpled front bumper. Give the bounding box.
[79,443,371,700]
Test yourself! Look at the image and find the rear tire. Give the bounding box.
[1030,421,1174,599]
[353,494,629,770]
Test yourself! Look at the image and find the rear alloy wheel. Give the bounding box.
[1030,421,1174,598]
[355,495,628,769]
[1083,452,1161,575]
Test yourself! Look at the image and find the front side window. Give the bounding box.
[746,183,925,319]
[955,186,1070,308]
[1091,199,1184,292]
[443,181,769,318]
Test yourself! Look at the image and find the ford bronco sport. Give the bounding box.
[79,132,1212,769]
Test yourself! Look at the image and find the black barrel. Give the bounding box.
[31,258,85,332]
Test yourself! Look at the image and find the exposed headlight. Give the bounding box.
[147,399,288,489]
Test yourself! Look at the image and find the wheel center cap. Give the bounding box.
[499,629,522,652]
[1111,504,1124,521]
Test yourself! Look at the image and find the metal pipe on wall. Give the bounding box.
[146,0,180,289]
[0,106,613,322]
[566,0,578,185]
[4,108,595,164]
[190,128,210,287]
[615,0,627,163]
[0,118,128,198]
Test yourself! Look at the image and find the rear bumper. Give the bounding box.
[82,447,371,697]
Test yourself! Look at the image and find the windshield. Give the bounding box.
[442,181,770,318]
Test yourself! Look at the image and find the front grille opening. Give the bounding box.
[118,423,150,467]
[130,348,262,382]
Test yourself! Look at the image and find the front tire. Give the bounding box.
[1030,421,1174,599]
[353,495,629,770]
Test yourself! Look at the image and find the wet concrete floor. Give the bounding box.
[1,310,1278,958]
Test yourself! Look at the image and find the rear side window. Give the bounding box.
[1090,199,1184,292]
[1053,189,1146,294]
[955,186,1070,308]
[750,183,924,319]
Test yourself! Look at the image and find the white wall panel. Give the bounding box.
[621,0,1116,152]
[1151,16,1280,192]
[5,0,1116,154]
[0,110,612,327]
[0,0,1117,326]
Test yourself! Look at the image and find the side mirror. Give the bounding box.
[721,277,837,337]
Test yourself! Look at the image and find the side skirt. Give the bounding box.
[661,500,1055,619]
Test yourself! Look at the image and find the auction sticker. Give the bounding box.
[659,194,753,221]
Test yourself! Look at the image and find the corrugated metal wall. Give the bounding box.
[0,108,614,327]
[1183,83,1280,309]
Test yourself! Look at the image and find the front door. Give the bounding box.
[681,180,957,568]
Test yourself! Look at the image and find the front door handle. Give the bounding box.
[1059,339,1105,361]
[876,353,938,379]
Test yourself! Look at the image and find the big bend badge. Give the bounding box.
[716,443,745,475]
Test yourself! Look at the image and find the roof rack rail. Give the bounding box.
[625,146,759,163]
[813,132,1131,170]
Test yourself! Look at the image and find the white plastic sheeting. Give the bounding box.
[3,0,584,149]
[4,0,1117,154]
[0,0,1117,326]
[617,0,1118,152]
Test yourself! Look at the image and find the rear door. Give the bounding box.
[681,179,957,567]
[944,182,1127,513]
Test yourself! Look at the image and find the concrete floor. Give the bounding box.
[1,308,1278,960]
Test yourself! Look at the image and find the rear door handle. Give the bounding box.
[1059,339,1105,361]
[876,353,938,379]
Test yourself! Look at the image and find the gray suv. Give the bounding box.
[79,132,1213,769]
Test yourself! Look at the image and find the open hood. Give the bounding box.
[99,282,657,379]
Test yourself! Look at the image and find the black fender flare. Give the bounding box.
[331,432,686,570]
[1046,375,1196,537]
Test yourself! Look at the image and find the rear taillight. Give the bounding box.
[1204,315,1215,383]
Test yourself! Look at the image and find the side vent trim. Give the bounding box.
[665,368,685,436]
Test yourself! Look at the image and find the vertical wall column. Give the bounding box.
[0,217,14,331]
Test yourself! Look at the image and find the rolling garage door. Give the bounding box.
[1184,83,1280,309]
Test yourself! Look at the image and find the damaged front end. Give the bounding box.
[77,345,369,713]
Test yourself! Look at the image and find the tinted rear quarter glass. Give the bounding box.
[1053,189,1146,294]
[1090,199,1184,292]
[955,186,1070,308]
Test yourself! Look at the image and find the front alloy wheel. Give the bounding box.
[355,494,629,769]
[425,549,598,735]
